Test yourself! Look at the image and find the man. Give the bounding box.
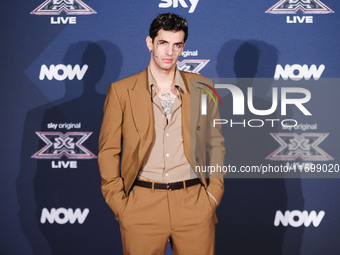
[98,13,225,255]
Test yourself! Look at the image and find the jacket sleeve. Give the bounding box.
[205,80,226,206]
[98,84,127,218]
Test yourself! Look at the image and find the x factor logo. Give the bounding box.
[177,60,210,74]
[31,0,96,15]
[198,82,222,115]
[266,0,334,14]
[266,133,333,161]
[32,132,96,159]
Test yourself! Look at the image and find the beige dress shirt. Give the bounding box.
[137,68,197,183]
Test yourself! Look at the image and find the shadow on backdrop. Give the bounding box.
[215,40,304,255]
[17,41,123,255]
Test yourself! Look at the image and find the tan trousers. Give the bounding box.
[118,183,216,255]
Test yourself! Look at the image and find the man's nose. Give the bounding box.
[166,45,173,56]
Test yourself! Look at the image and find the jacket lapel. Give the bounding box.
[180,72,200,164]
[128,69,154,150]
[181,92,191,163]
[181,72,207,185]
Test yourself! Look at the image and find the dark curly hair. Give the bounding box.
[149,13,188,42]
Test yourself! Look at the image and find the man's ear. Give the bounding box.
[146,36,153,52]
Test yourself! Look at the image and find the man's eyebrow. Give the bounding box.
[157,40,183,44]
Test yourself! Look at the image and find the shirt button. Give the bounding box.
[166,153,170,157]
[165,133,170,137]
[196,126,200,131]
[165,173,169,176]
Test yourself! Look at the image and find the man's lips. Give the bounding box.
[162,58,173,63]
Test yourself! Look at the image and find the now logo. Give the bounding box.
[39,64,88,81]
[274,210,325,227]
[40,208,90,224]
[274,64,325,81]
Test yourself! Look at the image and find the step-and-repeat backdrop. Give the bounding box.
[1,1,340,254]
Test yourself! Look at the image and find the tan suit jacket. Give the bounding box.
[98,69,225,220]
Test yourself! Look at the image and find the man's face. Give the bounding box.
[146,29,185,71]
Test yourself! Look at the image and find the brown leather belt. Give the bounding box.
[135,178,201,191]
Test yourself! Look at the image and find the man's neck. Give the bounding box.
[148,63,176,89]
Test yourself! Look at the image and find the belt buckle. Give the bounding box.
[166,183,172,191]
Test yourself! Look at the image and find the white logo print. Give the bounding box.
[39,64,88,81]
[274,210,325,227]
[274,64,325,81]
[267,133,333,161]
[31,0,96,15]
[176,59,209,74]
[159,0,199,13]
[40,208,90,224]
[266,0,333,14]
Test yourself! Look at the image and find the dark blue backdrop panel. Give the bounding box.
[1,0,340,254]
